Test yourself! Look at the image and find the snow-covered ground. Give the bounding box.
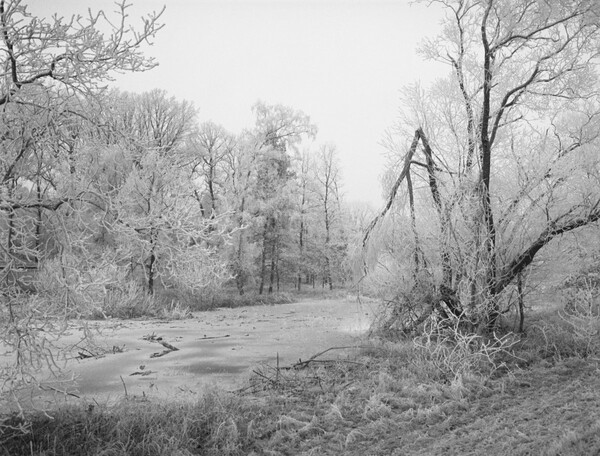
[3,298,377,410]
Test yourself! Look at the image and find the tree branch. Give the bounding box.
[494,202,600,294]
[362,129,420,247]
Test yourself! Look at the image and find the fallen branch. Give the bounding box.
[143,333,179,356]
[157,340,179,351]
[251,368,278,385]
[150,350,173,358]
[196,334,231,341]
[293,359,366,367]
[129,370,154,376]
[292,345,368,369]
[77,350,94,359]
[120,375,128,397]
[39,385,80,399]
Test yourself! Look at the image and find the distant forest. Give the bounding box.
[1,87,370,302]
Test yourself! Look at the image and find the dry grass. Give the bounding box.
[3,303,600,455]
[1,390,257,456]
[89,285,337,320]
[202,287,351,310]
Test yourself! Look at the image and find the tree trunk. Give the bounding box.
[236,228,246,295]
[7,209,14,256]
[406,167,424,277]
[258,240,267,295]
[35,177,43,264]
[235,196,247,295]
[258,220,271,295]
[419,129,453,288]
[147,250,155,295]
[297,219,304,291]
[7,181,15,257]
[268,239,276,294]
[418,129,462,317]
[480,7,499,330]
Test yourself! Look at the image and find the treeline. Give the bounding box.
[1,86,364,311]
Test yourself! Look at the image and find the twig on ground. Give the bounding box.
[150,350,172,358]
[197,334,231,341]
[120,375,128,397]
[39,385,80,399]
[157,340,179,351]
[292,345,368,369]
[289,359,367,369]
[129,370,154,376]
[143,333,179,356]
[252,369,278,385]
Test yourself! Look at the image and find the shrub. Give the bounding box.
[413,313,520,383]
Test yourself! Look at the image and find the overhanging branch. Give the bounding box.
[0,198,68,212]
[493,202,600,294]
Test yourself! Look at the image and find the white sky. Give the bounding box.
[26,0,444,206]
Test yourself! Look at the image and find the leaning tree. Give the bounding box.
[364,0,600,332]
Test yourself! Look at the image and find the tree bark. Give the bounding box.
[480,3,499,329]
[258,231,267,295]
[268,237,276,294]
[406,168,422,277]
[147,250,155,295]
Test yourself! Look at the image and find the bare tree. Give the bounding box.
[191,121,235,224]
[0,0,163,105]
[296,150,311,290]
[102,89,199,295]
[365,0,600,331]
[314,144,342,290]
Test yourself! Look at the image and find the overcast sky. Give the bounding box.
[27,0,444,206]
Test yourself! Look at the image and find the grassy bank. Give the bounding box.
[3,303,600,455]
[94,286,353,320]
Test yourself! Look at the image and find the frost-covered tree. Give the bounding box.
[365,0,600,332]
[0,0,163,412]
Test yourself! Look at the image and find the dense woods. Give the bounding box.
[0,5,353,302]
[0,0,359,404]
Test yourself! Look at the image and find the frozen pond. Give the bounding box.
[2,297,378,409]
